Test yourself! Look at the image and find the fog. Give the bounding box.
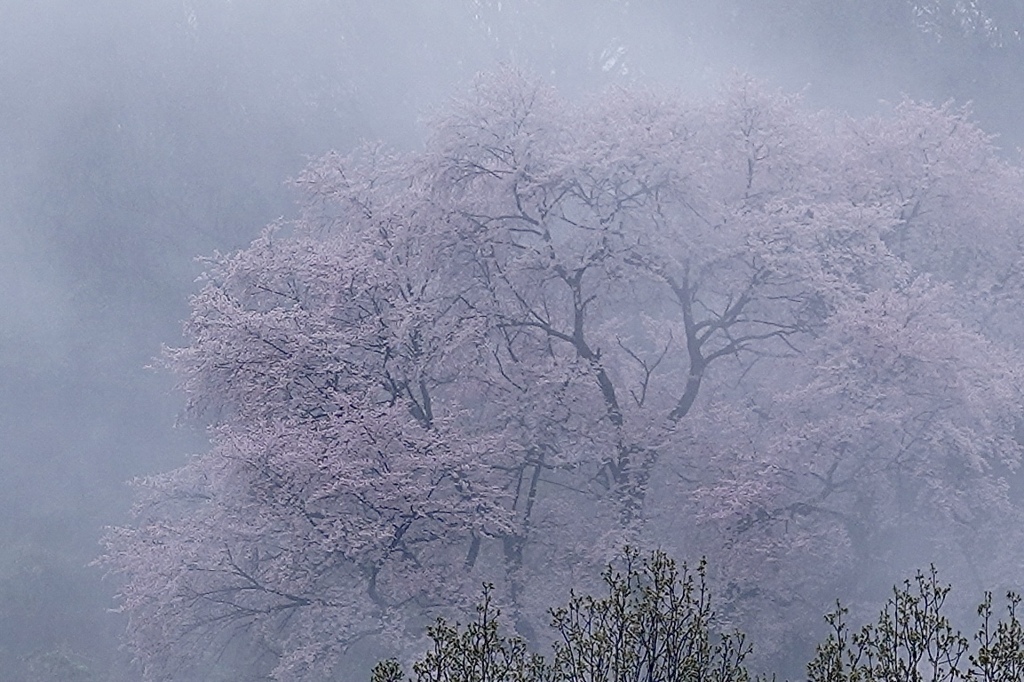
[2,1,1023,680]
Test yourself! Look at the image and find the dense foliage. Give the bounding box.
[373,550,756,682]
[100,68,1024,679]
[807,568,1024,681]
[375,550,1024,682]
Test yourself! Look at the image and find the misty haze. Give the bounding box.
[3,2,1024,681]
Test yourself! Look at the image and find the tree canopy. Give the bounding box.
[101,69,1024,680]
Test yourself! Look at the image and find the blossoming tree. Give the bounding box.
[101,69,1024,679]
